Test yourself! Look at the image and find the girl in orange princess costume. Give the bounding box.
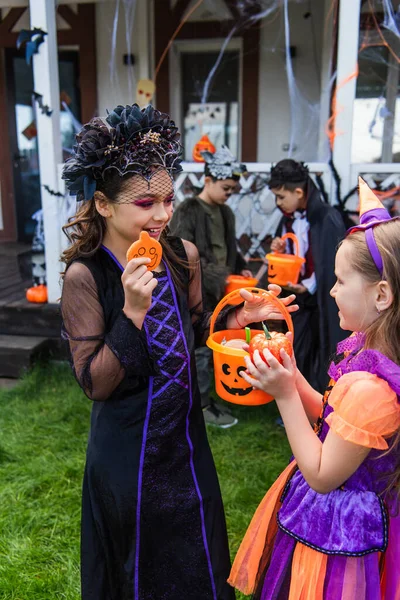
[229,178,400,600]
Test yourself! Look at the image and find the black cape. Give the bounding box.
[276,180,348,390]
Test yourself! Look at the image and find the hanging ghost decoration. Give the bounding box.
[136,79,156,107]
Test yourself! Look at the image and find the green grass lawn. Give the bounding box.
[0,363,290,599]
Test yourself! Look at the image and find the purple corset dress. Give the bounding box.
[72,247,234,600]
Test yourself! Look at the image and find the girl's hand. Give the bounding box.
[241,347,297,400]
[122,257,157,328]
[237,284,298,326]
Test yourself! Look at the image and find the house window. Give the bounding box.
[180,50,240,161]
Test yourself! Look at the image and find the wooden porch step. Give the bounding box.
[0,335,50,378]
[0,302,61,337]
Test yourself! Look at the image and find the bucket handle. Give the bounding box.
[280,232,300,257]
[209,287,294,337]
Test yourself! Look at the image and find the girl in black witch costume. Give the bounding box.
[60,104,298,600]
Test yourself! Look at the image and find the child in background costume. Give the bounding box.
[228,178,400,600]
[269,159,347,391]
[170,146,252,428]
[60,104,297,600]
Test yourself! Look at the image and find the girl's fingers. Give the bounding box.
[281,350,293,371]
[261,348,281,369]
[240,369,262,389]
[125,257,151,274]
[125,270,154,288]
[139,270,155,285]
[267,284,282,296]
[286,304,299,313]
[244,355,259,377]
[285,331,293,343]
[280,293,296,305]
[145,277,158,293]
[251,350,270,372]
[239,288,254,303]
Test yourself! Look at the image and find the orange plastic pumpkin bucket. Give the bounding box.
[224,274,258,295]
[206,288,294,405]
[265,232,305,286]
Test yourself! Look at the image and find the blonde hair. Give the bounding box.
[344,220,400,364]
[344,219,400,502]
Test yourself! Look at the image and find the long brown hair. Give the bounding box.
[344,219,400,502]
[61,171,193,290]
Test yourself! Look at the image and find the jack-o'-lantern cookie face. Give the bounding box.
[126,231,162,271]
[220,362,253,397]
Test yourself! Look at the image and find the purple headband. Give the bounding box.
[347,208,394,276]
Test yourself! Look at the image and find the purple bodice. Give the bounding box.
[277,336,400,556]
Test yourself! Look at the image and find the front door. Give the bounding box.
[5,49,81,242]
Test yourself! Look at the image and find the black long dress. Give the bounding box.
[61,237,235,600]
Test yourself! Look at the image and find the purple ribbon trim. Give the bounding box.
[100,244,124,271]
[365,227,383,275]
[360,207,391,225]
[135,368,153,600]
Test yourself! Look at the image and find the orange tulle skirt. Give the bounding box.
[228,460,398,600]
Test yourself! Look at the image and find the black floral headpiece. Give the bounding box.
[62,104,183,201]
[268,161,310,186]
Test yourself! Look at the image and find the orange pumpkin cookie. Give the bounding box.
[126,231,162,271]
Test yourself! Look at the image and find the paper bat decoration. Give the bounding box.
[43,185,64,198]
[32,92,53,117]
[17,28,47,65]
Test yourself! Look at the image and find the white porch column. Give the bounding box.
[30,0,63,303]
[136,0,152,80]
[332,0,361,197]
[318,0,335,163]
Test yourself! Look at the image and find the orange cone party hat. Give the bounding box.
[347,176,393,275]
[358,176,389,218]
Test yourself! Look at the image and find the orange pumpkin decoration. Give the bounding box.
[126,231,162,271]
[26,284,48,303]
[249,323,292,366]
[192,134,216,162]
